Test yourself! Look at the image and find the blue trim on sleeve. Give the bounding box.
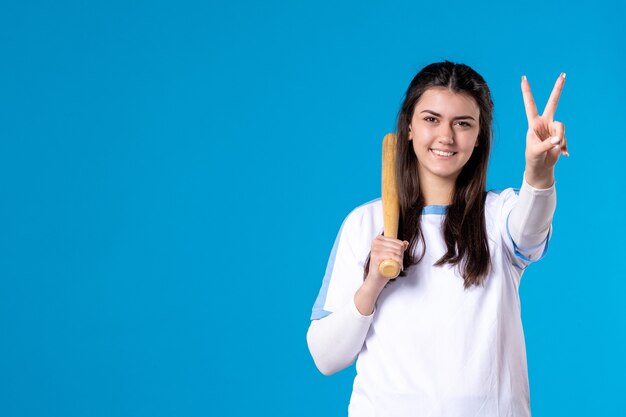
[505,210,550,264]
[311,309,332,320]
[310,198,380,321]
[512,262,526,271]
[311,223,345,320]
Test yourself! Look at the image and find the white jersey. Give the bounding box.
[310,189,549,417]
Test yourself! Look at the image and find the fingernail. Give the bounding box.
[550,136,561,145]
[522,75,527,81]
[561,72,566,79]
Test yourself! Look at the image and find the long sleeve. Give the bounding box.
[306,298,374,376]
[307,200,382,375]
[507,174,556,252]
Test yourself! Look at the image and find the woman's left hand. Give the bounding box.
[521,73,568,188]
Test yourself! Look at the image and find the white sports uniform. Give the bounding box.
[308,179,555,417]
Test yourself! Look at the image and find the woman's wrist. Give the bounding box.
[354,278,387,316]
[524,167,555,189]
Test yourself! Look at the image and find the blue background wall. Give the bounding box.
[1,0,624,415]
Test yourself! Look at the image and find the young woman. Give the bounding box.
[307,61,567,416]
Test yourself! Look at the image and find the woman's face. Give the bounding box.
[409,87,480,185]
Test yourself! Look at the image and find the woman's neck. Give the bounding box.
[420,176,455,206]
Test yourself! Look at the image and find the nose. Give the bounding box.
[437,124,454,145]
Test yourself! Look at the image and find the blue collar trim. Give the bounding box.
[421,205,448,215]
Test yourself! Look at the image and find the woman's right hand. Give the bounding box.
[367,235,409,284]
[354,236,409,316]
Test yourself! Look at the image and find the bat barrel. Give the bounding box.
[378,133,402,279]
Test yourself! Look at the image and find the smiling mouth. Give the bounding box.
[431,149,456,157]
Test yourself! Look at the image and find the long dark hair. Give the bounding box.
[366,61,494,288]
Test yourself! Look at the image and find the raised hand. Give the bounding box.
[521,73,568,189]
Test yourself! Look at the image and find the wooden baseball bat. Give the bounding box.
[378,133,401,279]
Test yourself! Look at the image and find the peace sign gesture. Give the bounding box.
[521,73,568,189]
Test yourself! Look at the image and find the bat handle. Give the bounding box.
[378,259,401,279]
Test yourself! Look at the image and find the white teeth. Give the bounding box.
[432,149,454,157]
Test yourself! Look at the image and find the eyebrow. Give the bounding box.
[420,110,476,121]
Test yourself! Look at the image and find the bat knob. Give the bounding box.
[378,259,401,279]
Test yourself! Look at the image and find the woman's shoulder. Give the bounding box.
[484,188,521,230]
[486,187,520,208]
[344,197,383,224]
[348,198,383,217]
[339,198,384,241]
